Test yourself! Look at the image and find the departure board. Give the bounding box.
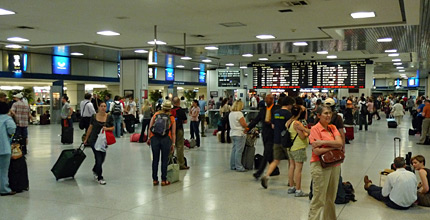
[218,70,241,87]
[252,61,367,89]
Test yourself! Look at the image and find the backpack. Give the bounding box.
[335,178,357,204]
[360,102,368,115]
[112,102,122,116]
[281,121,298,149]
[221,111,230,123]
[150,113,172,137]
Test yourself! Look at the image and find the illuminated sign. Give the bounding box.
[165,55,174,81]
[199,63,206,83]
[408,77,419,87]
[52,56,70,75]
[8,53,28,73]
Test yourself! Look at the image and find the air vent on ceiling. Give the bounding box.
[282,0,309,7]
[191,34,205,38]
[279,9,293,13]
[219,22,247,27]
[17,26,35,30]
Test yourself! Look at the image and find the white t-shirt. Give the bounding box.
[229,111,245,137]
[127,101,137,115]
[251,97,257,108]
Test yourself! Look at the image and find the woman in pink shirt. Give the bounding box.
[308,106,344,220]
[189,100,201,147]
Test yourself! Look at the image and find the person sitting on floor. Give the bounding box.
[411,155,430,207]
[364,157,417,210]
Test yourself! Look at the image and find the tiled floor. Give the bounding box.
[1,114,430,220]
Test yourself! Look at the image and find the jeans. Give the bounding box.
[151,136,171,181]
[113,115,122,138]
[175,129,186,168]
[359,114,368,130]
[139,118,151,142]
[91,144,106,180]
[230,136,246,171]
[367,185,410,210]
[199,115,206,134]
[190,121,200,146]
[0,154,12,194]
[15,127,28,139]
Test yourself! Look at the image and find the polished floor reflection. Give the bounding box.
[1,115,430,220]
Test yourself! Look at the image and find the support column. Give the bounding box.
[359,64,374,97]
[120,59,148,107]
[50,80,63,124]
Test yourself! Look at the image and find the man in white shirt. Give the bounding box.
[310,94,317,109]
[250,94,257,109]
[364,157,417,210]
[79,93,96,131]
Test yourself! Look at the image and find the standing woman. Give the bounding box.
[229,100,248,172]
[189,100,200,147]
[411,155,430,207]
[139,100,153,143]
[84,101,114,185]
[308,106,343,220]
[147,101,176,186]
[0,102,16,196]
[219,98,231,143]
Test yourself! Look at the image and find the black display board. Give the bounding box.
[252,61,368,89]
[218,70,241,87]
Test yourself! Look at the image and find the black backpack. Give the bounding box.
[335,176,357,204]
[150,113,172,137]
[360,102,368,115]
[112,102,122,115]
[281,121,298,149]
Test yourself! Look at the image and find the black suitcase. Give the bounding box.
[387,118,397,128]
[9,156,29,192]
[390,137,413,172]
[61,126,74,144]
[254,154,264,170]
[51,144,86,180]
[124,115,136,133]
[241,144,255,170]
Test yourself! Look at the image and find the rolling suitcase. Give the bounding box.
[61,126,74,144]
[389,137,413,172]
[124,115,136,133]
[387,118,397,128]
[242,144,255,170]
[51,143,86,181]
[8,156,29,192]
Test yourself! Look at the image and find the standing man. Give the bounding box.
[105,94,113,113]
[91,94,102,113]
[250,94,258,109]
[358,97,368,131]
[198,95,207,137]
[80,93,96,138]
[171,97,189,169]
[248,94,281,179]
[10,93,31,148]
[418,99,430,145]
[60,95,73,128]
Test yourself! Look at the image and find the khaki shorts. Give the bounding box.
[287,148,307,163]
[273,143,288,160]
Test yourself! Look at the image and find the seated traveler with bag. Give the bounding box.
[411,155,430,207]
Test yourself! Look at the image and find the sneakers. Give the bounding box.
[93,172,98,181]
[98,179,106,185]
[261,176,269,189]
[287,187,296,194]
[253,172,261,180]
[295,190,309,197]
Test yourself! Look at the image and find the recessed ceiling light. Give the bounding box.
[176,65,185,68]
[240,66,248,69]
[7,37,29,42]
[377,38,392,42]
[350,12,376,19]
[256,35,276,39]
[71,52,84,56]
[396,66,404,69]
[317,51,328,54]
[242,54,253,57]
[204,46,218,50]
[392,59,401,62]
[147,40,167,45]
[399,70,405,72]
[202,59,212,63]
[327,55,337,59]
[181,56,192,60]
[0,8,16,16]
[385,49,397,53]
[388,53,399,57]
[5,44,22,49]
[193,67,201,70]
[225,63,234,66]
[258,58,268,61]
[393,62,402,65]
[134,49,148,53]
[96,31,120,36]
[293,42,308,46]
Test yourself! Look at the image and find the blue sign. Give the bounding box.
[166,68,174,81]
[52,56,70,75]
[199,63,206,83]
[408,77,419,87]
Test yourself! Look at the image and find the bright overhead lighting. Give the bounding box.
[176,65,185,68]
[240,66,248,69]
[388,53,399,57]
[377,38,392,42]
[258,58,269,61]
[0,86,23,90]
[385,49,397,53]
[327,55,337,59]
[134,49,148,53]
[177,87,184,90]
[225,63,234,66]
[147,40,167,45]
[181,56,192,60]
[204,46,218,50]
[202,59,212,63]
[399,70,405,72]
[393,63,402,65]
[256,35,276,39]
[392,59,401,62]
[293,42,308,46]
[317,51,328,54]
[96,31,120,36]
[193,67,201,70]
[7,37,29,42]
[5,44,22,49]
[0,8,15,15]
[350,12,376,19]
[71,52,84,56]
[396,66,404,69]
[242,54,253,57]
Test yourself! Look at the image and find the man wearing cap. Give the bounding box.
[10,92,31,146]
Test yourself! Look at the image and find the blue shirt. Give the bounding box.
[340,99,346,106]
[198,100,207,115]
[418,103,426,116]
[0,115,16,155]
[105,99,113,113]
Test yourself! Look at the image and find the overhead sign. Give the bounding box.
[8,53,28,72]
[218,70,241,87]
[165,54,174,81]
[157,45,185,56]
[52,56,70,75]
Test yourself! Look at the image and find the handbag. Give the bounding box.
[11,142,23,160]
[79,101,90,130]
[320,149,345,168]
[167,155,180,183]
[105,130,116,145]
[94,130,107,152]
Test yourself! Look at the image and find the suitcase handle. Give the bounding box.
[394,137,401,158]
[78,143,85,151]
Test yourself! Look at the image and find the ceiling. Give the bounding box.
[0,0,428,79]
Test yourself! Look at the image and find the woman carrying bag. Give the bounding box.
[84,101,114,185]
[139,100,153,143]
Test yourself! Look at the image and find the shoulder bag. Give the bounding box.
[79,101,90,130]
[319,126,345,168]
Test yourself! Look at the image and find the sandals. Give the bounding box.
[161,180,171,186]
[153,180,159,186]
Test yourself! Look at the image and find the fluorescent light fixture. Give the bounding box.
[181,56,192,60]
[177,87,184,90]
[350,12,376,19]
[204,46,218,50]
[225,63,234,66]
[176,65,185,68]
[385,49,397,53]
[70,52,84,56]
[242,54,253,57]
[134,49,148,53]
[392,59,401,62]
[202,59,212,63]
[327,55,337,59]
[147,40,167,45]
[388,53,399,57]
[258,58,268,61]
[85,84,107,90]
[240,66,248,69]
[7,37,29,42]
[96,31,120,36]
[193,67,201,70]
[5,44,22,49]
[317,51,328,54]
[399,70,405,72]
[396,66,404,69]
[0,86,23,90]
[0,8,16,15]
[393,63,402,65]
[293,42,308,46]
[256,35,276,39]
[377,38,392,42]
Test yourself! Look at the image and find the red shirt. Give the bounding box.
[309,122,341,163]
